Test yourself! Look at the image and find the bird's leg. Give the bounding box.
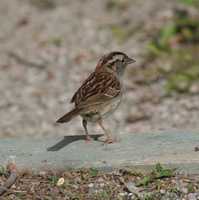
[82,119,92,142]
[97,119,115,144]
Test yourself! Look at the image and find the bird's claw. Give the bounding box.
[85,135,92,143]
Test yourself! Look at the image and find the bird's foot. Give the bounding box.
[99,135,118,144]
[104,138,114,144]
[85,135,92,143]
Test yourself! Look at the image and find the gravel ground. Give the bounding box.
[0,0,199,139]
[1,165,199,200]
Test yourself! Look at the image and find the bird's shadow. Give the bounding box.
[47,134,104,151]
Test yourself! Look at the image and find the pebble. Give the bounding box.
[187,193,197,200]
[56,177,65,186]
[160,189,166,194]
[99,183,105,187]
[88,183,94,188]
[181,187,188,194]
[119,192,128,197]
[97,177,104,183]
[125,181,141,194]
[39,171,47,176]
[190,83,199,94]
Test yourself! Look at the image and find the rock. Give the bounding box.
[39,171,47,176]
[181,187,188,194]
[125,181,150,198]
[160,189,166,194]
[161,192,179,200]
[187,193,197,200]
[125,181,141,194]
[88,183,94,188]
[190,83,199,94]
[119,192,128,197]
[56,177,65,186]
[88,183,97,195]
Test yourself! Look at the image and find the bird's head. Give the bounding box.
[95,51,136,76]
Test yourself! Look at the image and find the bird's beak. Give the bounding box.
[126,57,136,64]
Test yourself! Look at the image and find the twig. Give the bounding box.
[0,162,18,196]
[7,51,47,69]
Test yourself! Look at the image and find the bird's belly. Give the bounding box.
[82,96,122,122]
[100,97,122,118]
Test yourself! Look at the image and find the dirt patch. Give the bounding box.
[1,165,199,200]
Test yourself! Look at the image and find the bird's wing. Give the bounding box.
[70,72,95,104]
[70,72,121,107]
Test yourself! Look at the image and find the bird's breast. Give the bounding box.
[100,95,122,117]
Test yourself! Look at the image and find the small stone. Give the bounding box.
[97,177,104,183]
[39,171,47,176]
[188,193,197,200]
[119,192,128,197]
[125,182,147,198]
[56,177,65,186]
[88,183,94,188]
[71,184,79,190]
[11,184,16,189]
[190,83,199,94]
[161,192,179,200]
[129,193,137,200]
[160,189,166,194]
[99,183,105,187]
[181,187,188,194]
[126,182,140,194]
[88,183,98,194]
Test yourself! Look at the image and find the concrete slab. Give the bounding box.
[1,132,199,173]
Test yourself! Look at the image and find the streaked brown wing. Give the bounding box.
[70,72,95,104]
[70,72,121,107]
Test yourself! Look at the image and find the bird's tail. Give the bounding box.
[56,108,82,123]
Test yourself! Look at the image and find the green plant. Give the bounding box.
[146,9,199,94]
[187,183,195,193]
[136,176,152,187]
[94,190,111,200]
[178,0,199,7]
[136,163,175,187]
[48,175,59,186]
[0,165,6,176]
[152,163,174,179]
[89,168,99,177]
[50,37,63,47]
[106,0,129,11]
[157,23,176,51]
[165,74,190,93]
[143,194,155,200]
[148,11,199,55]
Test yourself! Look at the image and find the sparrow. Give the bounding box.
[56,51,135,143]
